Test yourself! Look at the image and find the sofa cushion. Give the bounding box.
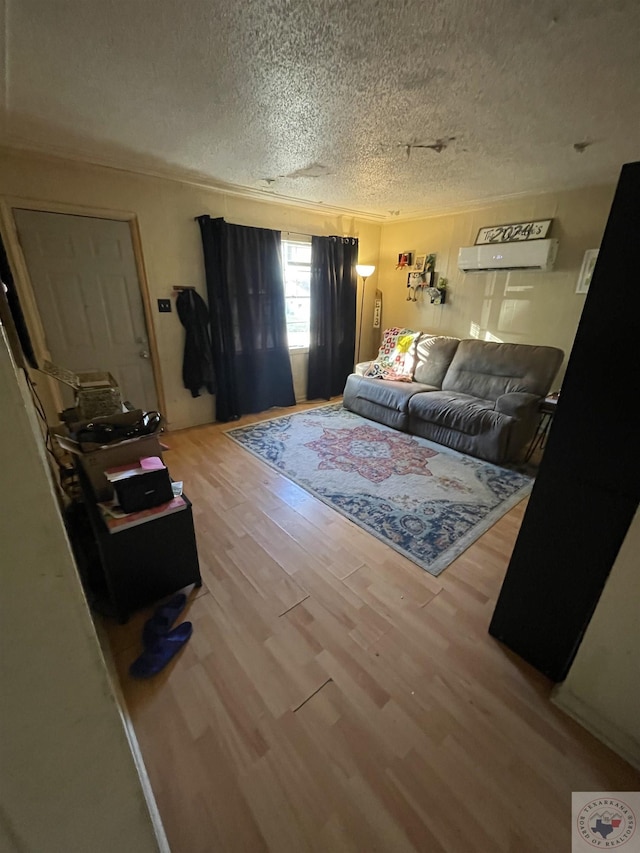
[344,335,565,465]
[413,335,460,386]
[442,340,564,401]
[408,391,507,436]
[408,412,511,464]
[344,373,436,413]
[364,327,421,381]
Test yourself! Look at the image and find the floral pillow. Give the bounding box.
[364,327,421,382]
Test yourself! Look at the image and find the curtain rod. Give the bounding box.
[193,217,314,238]
[283,230,313,240]
[284,232,358,244]
[194,217,354,241]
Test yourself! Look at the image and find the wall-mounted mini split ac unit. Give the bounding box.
[457,238,559,272]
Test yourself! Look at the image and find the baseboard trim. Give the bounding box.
[94,618,172,853]
[551,686,640,772]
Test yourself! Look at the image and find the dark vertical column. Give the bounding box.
[0,230,37,369]
[488,161,640,682]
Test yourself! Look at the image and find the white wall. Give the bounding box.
[1,146,636,780]
[0,147,382,429]
[0,327,165,852]
[372,184,615,384]
[552,507,640,770]
[290,348,309,403]
[3,149,613,423]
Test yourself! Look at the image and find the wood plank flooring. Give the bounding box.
[104,402,640,853]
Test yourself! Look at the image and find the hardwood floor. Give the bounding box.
[104,402,640,853]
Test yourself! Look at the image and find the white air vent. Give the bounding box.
[458,239,558,272]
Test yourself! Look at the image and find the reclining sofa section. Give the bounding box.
[343,335,563,465]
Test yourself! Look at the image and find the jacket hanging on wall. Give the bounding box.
[176,289,215,397]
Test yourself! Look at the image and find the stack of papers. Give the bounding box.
[97,495,187,532]
[104,456,167,483]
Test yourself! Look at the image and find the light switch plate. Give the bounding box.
[158,299,172,313]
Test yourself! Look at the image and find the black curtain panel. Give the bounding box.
[0,231,37,369]
[196,215,295,422]
[307,236,358,400]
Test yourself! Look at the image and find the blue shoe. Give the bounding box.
[142,593,187,647]
[129,622,193,679]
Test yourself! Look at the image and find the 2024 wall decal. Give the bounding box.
[475,219,552,245]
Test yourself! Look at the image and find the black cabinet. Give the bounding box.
[75,469,202,623]
[489,161,640,681]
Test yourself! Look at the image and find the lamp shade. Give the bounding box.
[356,264,375,278]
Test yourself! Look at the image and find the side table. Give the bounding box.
[76,468,202,623]
[524,394,559,463]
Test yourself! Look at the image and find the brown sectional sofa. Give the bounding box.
[343,333,563,465]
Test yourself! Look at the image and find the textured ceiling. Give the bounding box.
[2,0,640,218]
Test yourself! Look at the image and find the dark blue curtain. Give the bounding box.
[307,236,358,400]
[196,216,295,422]
[0,232,37,369]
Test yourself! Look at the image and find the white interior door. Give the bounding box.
[14,209,158,413]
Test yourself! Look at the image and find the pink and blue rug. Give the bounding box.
[225,404,532,577]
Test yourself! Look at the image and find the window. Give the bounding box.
[282,239,311,349]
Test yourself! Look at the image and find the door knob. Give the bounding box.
[139,350,150,359]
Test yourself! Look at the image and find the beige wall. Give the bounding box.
[552,507,640,770]
[375,180,638,770]
[0,148,382,429]
[1,146,636,799]
[372,185,615,383]
[0,328,165,852]
[1,148,614,424]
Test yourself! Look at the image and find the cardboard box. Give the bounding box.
[50,410,165,501]
[40,360,122,419]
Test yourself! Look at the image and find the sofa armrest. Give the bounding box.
[495,392,539,419]
[355,361,373,376]
[496,392,544,460]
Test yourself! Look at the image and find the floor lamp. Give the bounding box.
[355,264,375,365]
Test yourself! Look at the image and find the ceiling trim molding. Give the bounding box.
[384,180,617,224]
[0,140,389,223]
[1,141,617,227]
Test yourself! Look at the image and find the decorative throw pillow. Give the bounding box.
[364,327,421,381]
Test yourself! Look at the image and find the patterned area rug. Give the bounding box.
[225,404,532,577]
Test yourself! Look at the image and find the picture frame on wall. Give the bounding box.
[424,253,436,285]
[475,219,552,245]
[413,254,427,272]
[576,249,599,294]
